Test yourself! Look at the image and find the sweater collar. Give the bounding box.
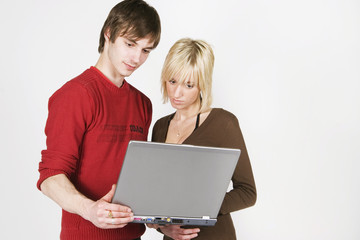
[90,66,129,92]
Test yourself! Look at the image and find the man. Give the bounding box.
[37,1,161,239]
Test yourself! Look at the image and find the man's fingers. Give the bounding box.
[106,216,134,225]
[105,221,128,229]
[104,209,134,218]
[101,184,116,203]
[104,200,132,214]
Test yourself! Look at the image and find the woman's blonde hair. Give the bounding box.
[161,38,214,113]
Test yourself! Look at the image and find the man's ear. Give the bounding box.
[104,28,111,41]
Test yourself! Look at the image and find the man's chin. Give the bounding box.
[121,71,134,78]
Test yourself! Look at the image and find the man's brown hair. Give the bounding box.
[98,0,161,53]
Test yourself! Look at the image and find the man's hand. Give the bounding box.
[158,225,200,240]
[84,184,134,229]
[41,174,133,229]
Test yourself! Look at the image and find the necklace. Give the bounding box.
[176,122,181,137]
[173,113,200,138]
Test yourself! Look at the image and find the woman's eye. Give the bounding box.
[185,83,194,88]
[169,80,176,84]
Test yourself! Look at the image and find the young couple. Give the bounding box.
[37,1,256,239]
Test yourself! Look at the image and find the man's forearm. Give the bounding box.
[40,173,93,220]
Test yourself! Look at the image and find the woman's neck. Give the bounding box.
[174,100,201,121]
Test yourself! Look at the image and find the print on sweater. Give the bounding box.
[97,124,145,142]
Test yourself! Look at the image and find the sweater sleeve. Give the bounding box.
[144,98,153,139]
[218,113,257,215]
[37,81,94,190]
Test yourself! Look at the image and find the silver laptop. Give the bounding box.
[112,140,240,226]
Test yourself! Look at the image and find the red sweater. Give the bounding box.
[37,67,152,239]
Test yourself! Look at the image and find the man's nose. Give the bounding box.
[131,49,142,64]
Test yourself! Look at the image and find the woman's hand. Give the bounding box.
[158,225,200,240]
[146,223,160,229]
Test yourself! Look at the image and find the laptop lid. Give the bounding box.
[112,140,240,226]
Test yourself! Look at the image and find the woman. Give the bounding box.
[150,38,256,240]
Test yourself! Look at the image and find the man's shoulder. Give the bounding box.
[127,82,151,103]
[68,68,98,88]
[49,68,96,101]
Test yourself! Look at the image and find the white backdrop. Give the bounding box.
[0,0,359,239]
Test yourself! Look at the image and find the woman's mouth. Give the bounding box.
[172,98,183,105]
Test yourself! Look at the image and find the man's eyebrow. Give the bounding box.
[126,37,155,49]
[144,45,155,50]
[127,38,137,44]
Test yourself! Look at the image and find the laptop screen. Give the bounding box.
[112,141,240,226]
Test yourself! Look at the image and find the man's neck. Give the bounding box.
[95,54,125,88]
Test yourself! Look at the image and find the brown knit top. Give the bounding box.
[152,108,257,240]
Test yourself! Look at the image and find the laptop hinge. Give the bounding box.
[202,216,210,219]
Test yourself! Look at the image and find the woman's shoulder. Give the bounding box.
[153,112,175,127]
[211,108,238,122]
[152,112,175,142]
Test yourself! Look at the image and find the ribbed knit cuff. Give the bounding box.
[37,169,67,190]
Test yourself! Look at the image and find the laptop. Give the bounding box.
[112,140,240,226]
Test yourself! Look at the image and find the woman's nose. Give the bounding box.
[174,85,183,97]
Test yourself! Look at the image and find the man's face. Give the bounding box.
[107,35,154,80]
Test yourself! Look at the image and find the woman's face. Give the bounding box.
[166,76,200,111]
